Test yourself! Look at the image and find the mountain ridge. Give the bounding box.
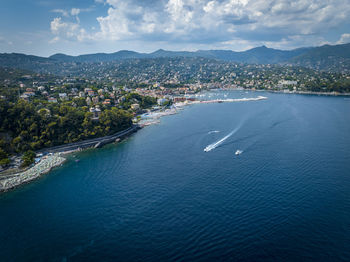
[46,45,317,63]
[0,42,349,72]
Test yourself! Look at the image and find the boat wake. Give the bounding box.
[208,130,220,134]
[204,126,240,152]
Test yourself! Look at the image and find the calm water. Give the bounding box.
[1,91,350,261]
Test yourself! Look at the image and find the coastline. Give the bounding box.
[2,88,341,193]
[0,94,268,193]
[0,153,66,193]
[0,125,140,193]
[139,96,268,126]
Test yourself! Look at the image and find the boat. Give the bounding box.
[235,150,243,155]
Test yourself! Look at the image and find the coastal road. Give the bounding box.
[37,125,140,154]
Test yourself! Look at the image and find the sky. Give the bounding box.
[0,0,350,57]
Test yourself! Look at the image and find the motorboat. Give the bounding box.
[235,150,243,155]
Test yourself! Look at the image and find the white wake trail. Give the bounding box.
[204,126,240,152]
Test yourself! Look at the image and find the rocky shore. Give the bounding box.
[0,125,140,193]
[0,154,66,192]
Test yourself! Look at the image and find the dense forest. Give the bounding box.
[0,98,133,165]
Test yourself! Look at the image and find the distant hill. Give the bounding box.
[289,43,350,72]
[0,53,56,71]
[49,46,310,64]
[194,46,311,64]
[0,42,349,72]
[48,43,350,71]
[50,50,146,63]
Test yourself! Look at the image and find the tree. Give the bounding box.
[21,150,36,167]
[0,148,10,167]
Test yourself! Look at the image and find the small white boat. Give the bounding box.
[235,150,243,155]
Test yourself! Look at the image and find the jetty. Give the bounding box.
[199,96,267,104]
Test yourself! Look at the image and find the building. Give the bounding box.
[23,91,35,97]
[92,96,99,104]
[131,103,140,110]
[20,94,29,100]
[89,107,101,120]
[48,97,58,103]
[102,99,111,105]
[279,80,298,86]
[86,97,92,105]
[173,97,186,103]
[157,98,167,105]
[59,93,68,101]
[71,88,78,95]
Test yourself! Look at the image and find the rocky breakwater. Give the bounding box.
[0,154,66,192]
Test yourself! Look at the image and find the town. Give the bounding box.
[0,56,350,171]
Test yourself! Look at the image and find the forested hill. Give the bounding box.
[47,43,349,72]
[0,42,350,72]
[46,46,312,64]
[289,43,350,72]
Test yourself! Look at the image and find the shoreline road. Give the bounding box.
[37,125,140,154]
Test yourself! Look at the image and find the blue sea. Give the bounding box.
[1,91,350,261]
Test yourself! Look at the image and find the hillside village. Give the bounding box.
[1,57,350,112]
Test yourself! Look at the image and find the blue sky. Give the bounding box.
[1,0,350,56]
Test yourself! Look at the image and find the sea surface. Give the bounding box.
[1,91,350,261]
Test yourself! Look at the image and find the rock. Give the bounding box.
[0,154,66,192]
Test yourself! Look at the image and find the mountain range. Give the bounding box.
[0,42,349,73]
[48,45,312,64]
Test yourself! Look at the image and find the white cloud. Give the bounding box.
[337,33,350,44]
[51,7,92,19]
[50,17,90,43]
[71,8,81,16]
[49,6,96,43]
[51,9,69,17]
[94,0,350,42]
[49,36,60,44]
[50,0,350,50]
[0,36,13,46]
